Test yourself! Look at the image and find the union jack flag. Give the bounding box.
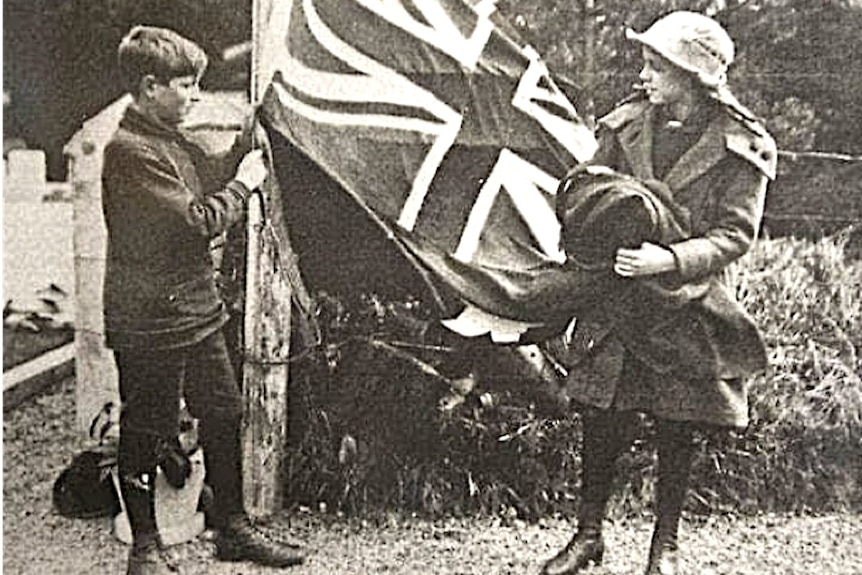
[256,0,597,341]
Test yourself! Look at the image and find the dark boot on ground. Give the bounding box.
[200,416,305,567]
[127,541,177,575]
[645,533,680,575]
[644,420,696,575]
[121,474,177,575]
[542,410,637,575]
[215,514,305,567]
[540,522,605,575]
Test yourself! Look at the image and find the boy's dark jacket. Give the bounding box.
[102,105,250,350]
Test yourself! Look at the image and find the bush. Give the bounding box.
[284,230,862,519]
[696,228,862,513]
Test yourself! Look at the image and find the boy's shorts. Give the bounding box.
[114,329,242,439]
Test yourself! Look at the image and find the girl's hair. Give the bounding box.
[117,26,208,95]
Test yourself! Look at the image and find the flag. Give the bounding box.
[256,0,598,341]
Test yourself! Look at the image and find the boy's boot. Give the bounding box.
[216,514,305,568]
[645,422,695,575]
[121,473,176,575]
[201,416,305,568]
[540,410,635,575]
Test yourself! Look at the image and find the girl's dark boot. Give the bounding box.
[645,421,696,575]
[541,410,636,575]
[540,501,606,575]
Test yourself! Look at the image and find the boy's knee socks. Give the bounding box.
[119,470,159,545]
[199,415,244,523]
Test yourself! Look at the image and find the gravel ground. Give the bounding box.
[4,379,862,575]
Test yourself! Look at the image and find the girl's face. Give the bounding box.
[638,48,696,107]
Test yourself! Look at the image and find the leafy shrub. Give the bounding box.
[693,228,862,513]
[284,230,862,519]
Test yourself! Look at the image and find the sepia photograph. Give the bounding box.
[3,1,861,573]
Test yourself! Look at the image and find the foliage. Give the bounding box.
[498,0,862,154]
[763,158,862,238]
[284,231,862,519]
[727,0,862,153]
[284,291,583,519]
[6,0,862,177]
[4,0,251,178]
[705,228,862,513]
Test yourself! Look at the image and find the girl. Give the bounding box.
[541,11,775,575]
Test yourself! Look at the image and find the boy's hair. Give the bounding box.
[118,26,208,95]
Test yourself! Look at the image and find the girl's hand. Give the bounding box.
[614,242,677,277]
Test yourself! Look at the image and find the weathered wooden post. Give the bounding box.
[241,190,295,517]
[241,0,302,518]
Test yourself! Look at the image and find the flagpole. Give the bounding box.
[241,0,292,519]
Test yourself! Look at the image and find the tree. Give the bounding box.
[498,0,862,153]
[5,0,862,177]
[727,0,862,152]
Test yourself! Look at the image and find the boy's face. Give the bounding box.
[638,48,695,107]
[147,74,201,127]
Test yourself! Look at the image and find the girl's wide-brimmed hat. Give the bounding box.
[626,11,735,88]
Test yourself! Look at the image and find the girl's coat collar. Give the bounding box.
[601,99,777,184]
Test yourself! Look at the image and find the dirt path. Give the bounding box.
[4,381,862,575]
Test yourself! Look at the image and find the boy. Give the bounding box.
[102,25,304,574]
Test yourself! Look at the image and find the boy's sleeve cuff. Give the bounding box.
[227,180,252,201]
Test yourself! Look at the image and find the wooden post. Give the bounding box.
[241,188,293,517]
[241,0,298,518]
